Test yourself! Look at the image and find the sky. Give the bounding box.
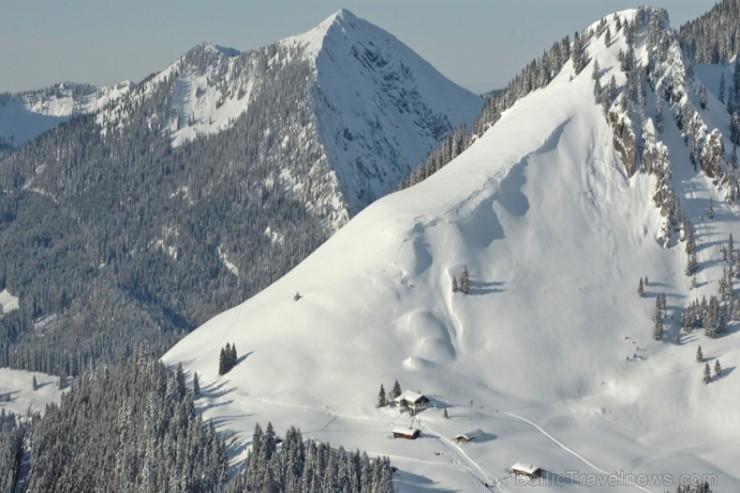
[0,0,719,95]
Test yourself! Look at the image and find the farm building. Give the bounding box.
[394,390,431,414]
[511,463,543,479]
[454,428,483,443]
[392,427,421,440]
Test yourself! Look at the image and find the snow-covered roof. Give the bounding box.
[455,428,483,440]
[394,390,427,404]
[392,427,420,436]
[511,463,541,475]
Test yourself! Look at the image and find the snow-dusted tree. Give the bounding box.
[699,86,708,110]
[592,60,600,80]
[700,130,724,178]
[461,266,471,295]
[391,379,402,399]
[719,74,726,104]
[638,278,645,297]
[58,368,68,390]
[714,359,722,377]
[377,384,387,408]
[652,297,664,341]
[707,198,714,220]
[32,375,38,391]
[451,275,459,293]
[593,76,603,103]
[443,408,449,419]
[604,26,612,46]
[696,345,703,362]
[656,97,664,133]
[704,363,712,384]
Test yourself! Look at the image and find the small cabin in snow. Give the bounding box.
[392,427,421,440]
[394,390,431,414]
[454,428,483,443]
[511,463,543,479]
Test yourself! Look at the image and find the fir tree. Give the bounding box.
[638,278,644,297]
[719,73,726,104]
[218,347,227,376]
[377,384,387,408]
[714,359,722,377]
[391,379,402,399]
[32,375,38,391]
[461,266,471,295]
[703,363,711,384]
[443,408,449,419]
[699,86,708,110]
[193,371,200,397]
[59,369,68,390]
[451,276,459,293]
[696,345,703,362]
[707,198,714,219]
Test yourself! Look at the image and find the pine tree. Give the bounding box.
[707,198,714,219]
[218,347,227,376]
[193,371,200,397]
[656,97,664,133]
[32,375,38,391]
[451,276,459,293]
[699,86,708,110]
[638,278,644,297]
[604,26,612,46]
[391,379,402,399]
[696,345,703,362]
[592,60,600,80]
[59,369,68,390]
[443,408,449,419]
[703,363,712,384]
[461,266,471,295]
[714,359,722,377]
[719,73,726,104]
[377,384,387,408]
[230,343,238,368]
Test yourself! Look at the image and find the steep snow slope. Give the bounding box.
[0,81,132,148]
[286,9,484,214]
[167,9,739,492]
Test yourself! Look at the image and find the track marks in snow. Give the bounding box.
[502,412,655,493]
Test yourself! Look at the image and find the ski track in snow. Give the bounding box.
[501,412,654,493]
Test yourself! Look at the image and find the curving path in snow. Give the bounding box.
[502,412,654,493]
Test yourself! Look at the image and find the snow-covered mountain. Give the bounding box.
[0,81,133,149]
[0,11,481,373]
[97,9,482,227]
[165,8,740,492]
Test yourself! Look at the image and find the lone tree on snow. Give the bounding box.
[696,346,703,362]
[714,359,722,377]
[218,343,238,375]
[377,384,387,408]
[703,363,712,384]
[451,276,459,293]
[32,375,38,391]
[638,278,644,297]
[193,371,200,397]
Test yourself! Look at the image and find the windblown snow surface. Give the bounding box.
[166,10,740,492]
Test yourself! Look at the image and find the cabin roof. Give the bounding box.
[392,427,420,435]
[511,463,541,475]
[455,428,483,440]
[394,390,427,404]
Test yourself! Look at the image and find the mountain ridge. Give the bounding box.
[164,8,740,491]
